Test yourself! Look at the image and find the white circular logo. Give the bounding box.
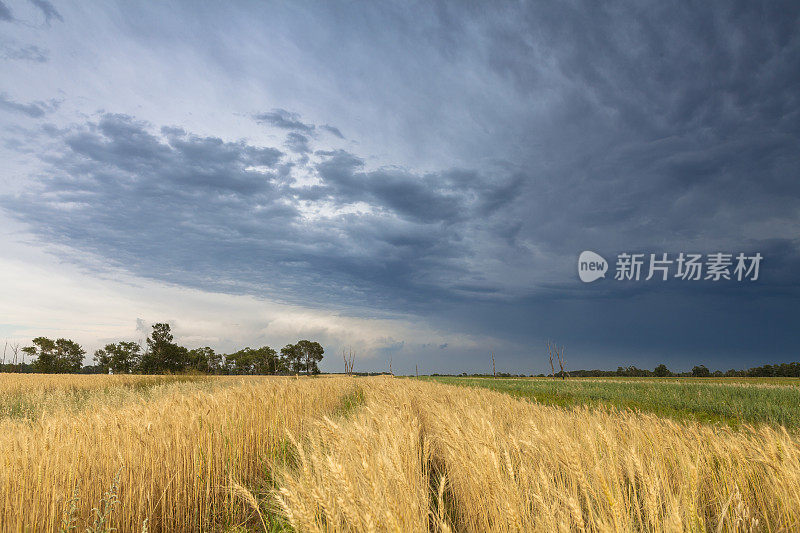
[578,251,607,283]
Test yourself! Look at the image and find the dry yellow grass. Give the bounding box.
[276,392,438,532]
[0,374,358,531]
[2,374,799,532]
[0,373,198,394]
[0,373,209,421]
[277,378,800,532]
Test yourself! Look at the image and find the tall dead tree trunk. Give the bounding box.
[546,341,568,380]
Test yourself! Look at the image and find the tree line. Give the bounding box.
[566,363,800,378]
[1,323,324,375]
[432,362,800,379]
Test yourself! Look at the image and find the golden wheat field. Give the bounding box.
[1,374,799,532]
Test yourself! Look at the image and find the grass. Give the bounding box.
[0,374,361,531]
[0,374,212,421]
[4,374,800,531]
[418,375,800,428]
[243,384,367,533]
[275,378,435,532]
[276,377,800,532]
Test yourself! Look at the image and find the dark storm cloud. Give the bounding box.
[0,93,58,117]
[285,132,311,154]
[3,114,306,291]
[253,109,315,134]
[3,0,800,370]
[0,1,11,21]
[29,0,62,25]
[1,43,48,62]
[59,113,283,196]
[2,113,523,311]
[310,152,525,225]
[446,1,800,270]
[320,125,344,139]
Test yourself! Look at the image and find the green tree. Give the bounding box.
[691,365,710,377]
[252,346,282,374]
[296,340,324,375]
[187,347,221,373]
[139,323,187,373]
[24,337,85,373]
[226,348,257,375]
[280,343,303,374]
[654,364,671,377]
[224,346,282,375]
[94,341,142,374]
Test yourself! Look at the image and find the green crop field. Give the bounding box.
[417,376,800,428]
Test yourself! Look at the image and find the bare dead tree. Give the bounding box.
[546,341,568,380]
[491,351,496,377]
[546,341,556,379]
[11,342,19,366]
[556,345,568,380]
[389,355,393,376]
[415,364,418,377]
[343,347,355,375]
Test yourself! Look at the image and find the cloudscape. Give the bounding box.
[1,0,798,373]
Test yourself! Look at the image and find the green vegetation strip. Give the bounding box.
[418,376,800,429]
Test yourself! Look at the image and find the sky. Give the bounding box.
[0,0,798,374]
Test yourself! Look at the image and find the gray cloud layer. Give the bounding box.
[254,109,315,134]
[1,43,48,62]
[5,112,527,313]
[0,92,57,117]
[2,0,799,370]
[0,2,11,21]
[29,0,62,26]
